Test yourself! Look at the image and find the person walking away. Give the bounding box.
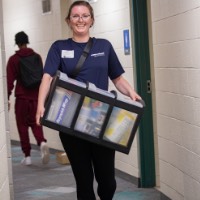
[36,1,141,199]
[7,31,50,166]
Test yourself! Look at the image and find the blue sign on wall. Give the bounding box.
[123,29,130,55]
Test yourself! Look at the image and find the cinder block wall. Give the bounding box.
[0,0,12,198]
[150,1,200,199]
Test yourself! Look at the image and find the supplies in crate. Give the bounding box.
[103,107,138,146]
[46,87,81,127]
[74,97,110,137]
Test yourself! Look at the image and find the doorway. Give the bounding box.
[130,0,156,187]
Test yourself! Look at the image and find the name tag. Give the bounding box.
[61,50,74,58]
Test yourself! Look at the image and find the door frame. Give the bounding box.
[130,0,156,187]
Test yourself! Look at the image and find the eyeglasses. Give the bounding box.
[70,14,91,21]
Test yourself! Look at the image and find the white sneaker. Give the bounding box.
[40,142,50,164]
[21,156,32,165]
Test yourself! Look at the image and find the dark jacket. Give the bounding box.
[7,48,43,100]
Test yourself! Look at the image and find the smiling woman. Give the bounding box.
[36,1,141,200]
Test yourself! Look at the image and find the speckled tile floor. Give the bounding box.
[11,143,170,200]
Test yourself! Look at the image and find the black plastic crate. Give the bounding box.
[41,71,145,154]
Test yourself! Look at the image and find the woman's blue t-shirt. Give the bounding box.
[44,37,124,90]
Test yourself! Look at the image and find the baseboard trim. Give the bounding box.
[11,140,58,154]
[115,168,140,187]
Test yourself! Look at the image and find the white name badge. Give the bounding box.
[61,50,74,58]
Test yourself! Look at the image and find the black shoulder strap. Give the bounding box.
[71,37,93,78]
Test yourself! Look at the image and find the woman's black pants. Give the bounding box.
[59,132,116,200]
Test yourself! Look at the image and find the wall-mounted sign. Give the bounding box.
[123,29,130,55]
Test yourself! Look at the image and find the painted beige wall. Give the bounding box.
[149,0,200,200]
[3,0,140,181]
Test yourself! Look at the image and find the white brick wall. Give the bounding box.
[150,0,200,199]
[0,0,11,198]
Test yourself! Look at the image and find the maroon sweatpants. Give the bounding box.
[15,98,46,157]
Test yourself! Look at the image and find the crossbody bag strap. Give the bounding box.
[71,37,93,78]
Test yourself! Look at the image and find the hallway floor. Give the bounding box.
[12,143,170,200]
